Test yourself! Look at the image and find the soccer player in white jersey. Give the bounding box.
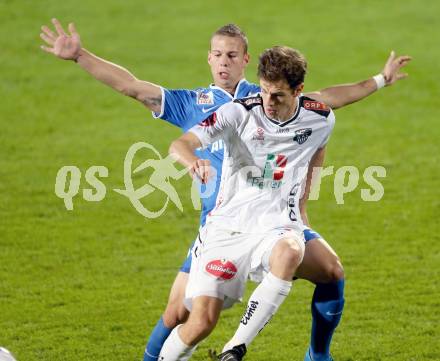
[40,19,411,361]
[159,46,336,361]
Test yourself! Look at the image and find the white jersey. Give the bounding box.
[190,95,335,234]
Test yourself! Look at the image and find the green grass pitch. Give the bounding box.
[1,0,439,360]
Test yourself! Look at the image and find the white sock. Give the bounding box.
[223,272,292,352]
[158,325,197,361]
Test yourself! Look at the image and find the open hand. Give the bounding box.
[382,51,412,86]
[40,18,81,61]
[191,159,212,184]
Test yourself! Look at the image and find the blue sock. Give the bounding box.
[143,317,173,361]
[310,279,345,361]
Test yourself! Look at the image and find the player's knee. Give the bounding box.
[277,238,304,269]
[162,309,179,329]
[323,258,344,283]
[185,317,217,341]
[163,302,189,328]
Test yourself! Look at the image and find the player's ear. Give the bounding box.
[207,50,212,65]
[294,83,304,96]
[243,52,250,65]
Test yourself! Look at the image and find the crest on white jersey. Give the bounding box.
[293,128,313,145]
[197,91,214,105]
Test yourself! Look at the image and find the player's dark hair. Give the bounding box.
[257,46,307,90]
[211,24,248,53]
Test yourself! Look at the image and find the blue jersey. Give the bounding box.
[153,79,260,226]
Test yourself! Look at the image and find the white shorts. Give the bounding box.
[184,224,304,310]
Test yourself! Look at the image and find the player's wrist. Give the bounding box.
[373,73,386,89]
[73,47,85,63]
[189,158,202,171]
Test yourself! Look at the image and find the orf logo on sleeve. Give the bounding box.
[303,100,329,111]
[205,259,237,280]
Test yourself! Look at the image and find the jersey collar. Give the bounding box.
[209,78,248,99]
[264,96,301,128]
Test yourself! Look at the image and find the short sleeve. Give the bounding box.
[152,88,197,129]
[319,110,336,148]
[189,103,242,149]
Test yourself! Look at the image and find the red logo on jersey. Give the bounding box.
[252,127,265,141]
[263,153,287,181]
[273,154,287,180]
[200,112,217,127]
[303,100,329,111]
[205,259,237,280]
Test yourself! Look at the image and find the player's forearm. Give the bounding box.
[311,78,378,110]
[75,48,162,110]
[169,138,200,169]
[76,48,137,92]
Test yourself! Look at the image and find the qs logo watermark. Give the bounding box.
[113,142,187,218]
[54,142,213,218]
[55,142,386,219]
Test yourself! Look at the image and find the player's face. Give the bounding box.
[208,35,250,93]
[260,78,303,122]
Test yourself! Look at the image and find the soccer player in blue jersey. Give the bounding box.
[40,19,411,361]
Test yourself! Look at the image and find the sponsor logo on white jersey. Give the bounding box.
[251,127,265,141]
[247,153,287,189]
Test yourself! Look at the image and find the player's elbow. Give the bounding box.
[118,79,138,98]
[119,79,145,101]
[329,102,342,110]
[169,139,180,158]
[169,138,187,160]
[330,98,351,110]
[123,80,162,112]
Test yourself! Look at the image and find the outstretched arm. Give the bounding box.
[305,51,412,109]
[40,19,162,112]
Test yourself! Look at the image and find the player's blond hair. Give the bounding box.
[258,46,307,90]
[211,24,248,53]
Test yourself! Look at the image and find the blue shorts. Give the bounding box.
[303,228,322,242]
[179,228,322,274]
